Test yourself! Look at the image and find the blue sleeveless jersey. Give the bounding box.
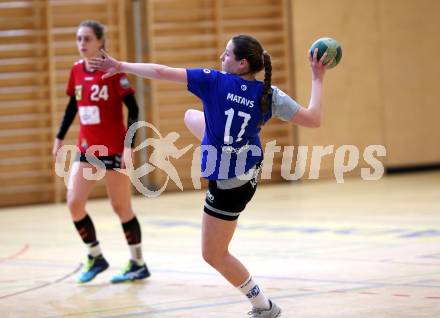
[187,68,272,180]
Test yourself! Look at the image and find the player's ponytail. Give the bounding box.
[260,51,272,126]
[232,35,272,127]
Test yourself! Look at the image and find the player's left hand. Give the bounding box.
[89,49,122,79]
[310,48,332,82]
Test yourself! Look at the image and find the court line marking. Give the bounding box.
[39,271,440,317]
[44,286,440,318]
[0,263,81,300]
[100,284,440,318]
[4,259,440,289]
[142,219,440,239]
[43,284,385,318]
[152,269,440,289]
[43,290,243,318]
[3,261,439,316]
[99,284,395,318]
[0,244,29,264]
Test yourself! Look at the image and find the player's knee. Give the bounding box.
[66,193,85,214]
[110,201,131,217]
[202,247,225,268]
[110,201,124,213]
[184,109,197,127]
[202,249,216,267]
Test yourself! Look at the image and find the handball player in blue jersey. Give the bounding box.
[90,34,329,318]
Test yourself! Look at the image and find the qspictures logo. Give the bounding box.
[55,121,386,197]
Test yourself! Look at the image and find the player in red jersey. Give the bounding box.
[52,20,150,284]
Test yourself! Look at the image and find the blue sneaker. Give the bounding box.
[77,255,109,283]
[111,260,151,283]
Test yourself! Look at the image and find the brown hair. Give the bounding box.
[232,35,272,126]
[79,20,106,50]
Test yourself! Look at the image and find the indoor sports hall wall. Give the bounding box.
[1,0,439,207]
[290,0,440,176]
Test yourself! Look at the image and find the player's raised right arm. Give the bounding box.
[290,48,328,128]
[123,62,187,83]
[89,49,187,83]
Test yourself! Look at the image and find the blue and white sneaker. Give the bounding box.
[77,255,109,283]
[111,260,151,283]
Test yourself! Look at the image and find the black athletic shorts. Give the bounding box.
[77,153,122,170]
[204,162,262,221]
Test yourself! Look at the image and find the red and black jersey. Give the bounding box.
[66,59,134,156]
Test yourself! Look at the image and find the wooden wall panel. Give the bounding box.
[0,0,53,205]
[291,0,440,178]
[379,0,440,167]
[291,0,385,179]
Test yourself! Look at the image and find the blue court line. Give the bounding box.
[143,219,440,239]
[150,268,440,289]
[419,253,440,259]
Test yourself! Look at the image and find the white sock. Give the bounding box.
[237,276,270,309]
[129,243,145,265]
[87,241,102,258]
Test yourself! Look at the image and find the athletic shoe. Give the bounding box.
[77,255,109,283]
[248,300,282,318]
[110,260,151,283]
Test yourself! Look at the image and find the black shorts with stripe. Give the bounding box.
[77,153,122,170]
[204,163,261,221]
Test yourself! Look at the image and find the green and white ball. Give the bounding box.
[309,37,342,69]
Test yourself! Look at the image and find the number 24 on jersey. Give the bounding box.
[90,84,108,101]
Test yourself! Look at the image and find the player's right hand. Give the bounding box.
[89,49,122,79]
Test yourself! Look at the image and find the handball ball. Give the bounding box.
[309,37,342,69]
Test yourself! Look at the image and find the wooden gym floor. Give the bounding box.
[0,171,439,317]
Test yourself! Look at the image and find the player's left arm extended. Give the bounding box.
[89,50,187,83]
